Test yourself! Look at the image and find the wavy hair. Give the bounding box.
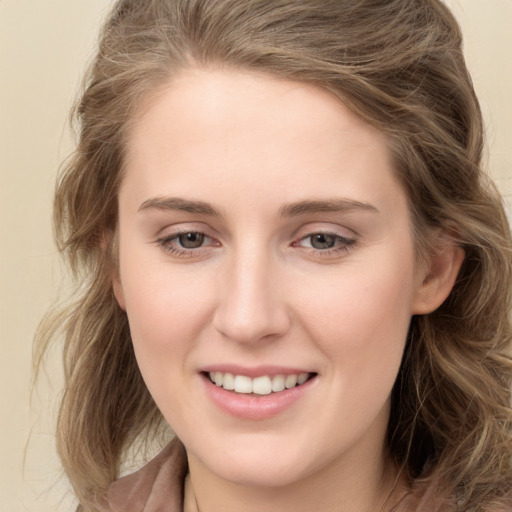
[35,0,512,510]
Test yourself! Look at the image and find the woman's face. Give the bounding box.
[115,69,431,489]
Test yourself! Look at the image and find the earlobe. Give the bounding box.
[102,231,126,311]
[412,241,465,315]
[112,277,127,311]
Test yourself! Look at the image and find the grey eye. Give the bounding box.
[178,232,205,248]
[309,233,336,249]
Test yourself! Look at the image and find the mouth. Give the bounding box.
[203,371,317,395]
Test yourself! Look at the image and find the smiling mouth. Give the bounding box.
[205,371,317,395]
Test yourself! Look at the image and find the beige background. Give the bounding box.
[1,1,511,511]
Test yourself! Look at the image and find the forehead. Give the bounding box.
[126,67,390,156]
[121,68,406,220]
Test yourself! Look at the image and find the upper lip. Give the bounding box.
[200,364,315,379]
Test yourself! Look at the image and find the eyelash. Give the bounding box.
[292,232,356,257]
[156,231,217,258]
[155,230,356,258]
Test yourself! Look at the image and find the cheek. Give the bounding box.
[117,243,217,362]
[298,262,415,435]
[296,254,416,372]
[118,258,215,418]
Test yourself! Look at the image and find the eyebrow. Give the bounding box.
[279,198,379,217]
[138,196,379,218]
[138,197,221,216]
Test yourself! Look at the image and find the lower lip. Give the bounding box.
[201,374,316,420]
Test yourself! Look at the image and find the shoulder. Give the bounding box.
[95,439,188,512]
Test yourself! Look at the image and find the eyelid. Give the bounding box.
[154,221,214,238]
[292,222,357,241]
[154,224,221,258]
[291,224,358,257]
[293,232,356,249]
[295,232,354,245]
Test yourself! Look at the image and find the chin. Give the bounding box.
[187,430,333,489]
[212,458,311,489]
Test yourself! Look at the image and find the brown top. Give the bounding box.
[96,440,188,512]
[89,441,505,512]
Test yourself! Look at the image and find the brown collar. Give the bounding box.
[97,439,188,512]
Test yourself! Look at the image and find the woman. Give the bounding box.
[36,0,512,511]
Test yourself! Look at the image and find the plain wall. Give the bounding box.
[1,1,511,511]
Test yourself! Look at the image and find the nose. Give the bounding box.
[213,247,291,344]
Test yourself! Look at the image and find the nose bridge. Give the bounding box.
[213,241,289,344]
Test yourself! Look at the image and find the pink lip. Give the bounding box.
[201,364,312,379]
[201,372,317,421]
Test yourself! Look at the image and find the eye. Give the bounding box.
[294,231,356,255]
[308,233,337,250]
[177,232,205,249]
[156,230,218,257]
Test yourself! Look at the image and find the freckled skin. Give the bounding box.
[114,69,461,512]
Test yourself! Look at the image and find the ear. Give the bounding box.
[112,274,127,311]
[412,238,465,315]
[102,230,127,311]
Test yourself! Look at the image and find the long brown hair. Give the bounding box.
[35,1,512,510]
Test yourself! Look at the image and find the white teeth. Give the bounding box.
[234,375,253,393]
[285,374,298,389]
[271,374,285,392]
[222,372,235,390]
[252,376,272,395]
[208,371,312,394]
[297,372,309,385]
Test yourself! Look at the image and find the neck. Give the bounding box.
[185,449,409,512]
